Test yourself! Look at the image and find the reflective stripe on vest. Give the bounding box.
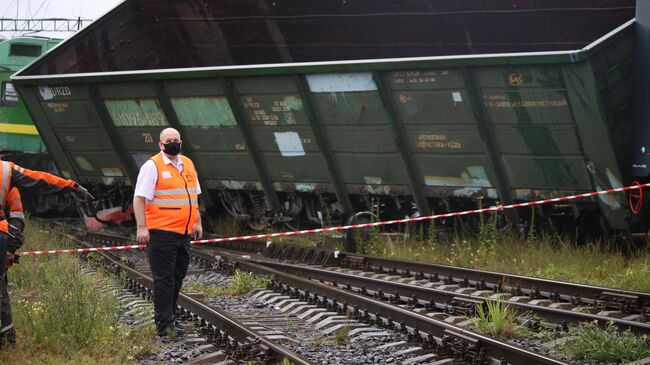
[150,198,198,205]
[0,161,11,234]
[145,154,199,235]
[9,211,25,219]
[0,161,10,209]
[152,188,198,197]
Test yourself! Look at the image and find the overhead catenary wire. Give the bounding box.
[0,0,106,38]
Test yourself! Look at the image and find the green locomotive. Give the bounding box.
[0,36,65,213]
[0,37,59,154]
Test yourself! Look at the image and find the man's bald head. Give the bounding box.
[159,128,182,157]
[159,128,181,143]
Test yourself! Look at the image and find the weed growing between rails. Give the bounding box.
[228,270,273,295]
[334,326,351,343]
[184,269,273,297]
[551,322,650,363]
[0,219,155,364]
[470,299,529,338]
[468,298,650,363]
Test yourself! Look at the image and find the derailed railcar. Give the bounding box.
[10,0,638,237]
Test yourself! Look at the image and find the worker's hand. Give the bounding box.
[4,253,14,269]
[136,226,150,245]
[72,183,95,201]
[192,223,202,240]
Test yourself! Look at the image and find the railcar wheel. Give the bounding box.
[629,181,643,215]
[574,209,604,243]
[247,216,268,231]
[343,211,379,253]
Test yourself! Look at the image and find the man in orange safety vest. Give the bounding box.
[133,128,202,336]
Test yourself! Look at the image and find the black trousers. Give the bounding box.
[0,233,6,277]
[147,229,191,329]
[0,233,14,346]
[0,268,15,346]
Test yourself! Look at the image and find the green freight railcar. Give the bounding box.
[11,0,638,238]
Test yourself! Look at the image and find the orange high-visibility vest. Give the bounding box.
[145,154,199,235]
[0,162,8,234]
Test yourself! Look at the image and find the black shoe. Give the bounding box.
[173,321,186,335]
[157,325,172,337]
[0,330,16,349]
[157,319,186,337]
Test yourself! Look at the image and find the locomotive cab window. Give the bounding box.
[9,43,42,57]
[1,82,18,107]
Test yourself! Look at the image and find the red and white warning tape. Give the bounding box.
[21,245,146,256]
[17,182,650,256]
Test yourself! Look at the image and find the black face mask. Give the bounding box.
[162,141,181,156]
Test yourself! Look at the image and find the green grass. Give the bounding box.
[562,322,650,362]
[334,326,351,342]
[209,206,650,292]
[470,299,528,338]
[208,209,650,292]
[229,270,273,295]
[184,269,273,297]
[351,223,650,292]
[0,220,155,364]
[206,215,246,239]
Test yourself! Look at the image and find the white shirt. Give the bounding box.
[134,152,201,200]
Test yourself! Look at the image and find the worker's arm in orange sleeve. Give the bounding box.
[8,162,92,200]
[9,163,75,193]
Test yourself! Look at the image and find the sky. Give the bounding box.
[1,0,124,39]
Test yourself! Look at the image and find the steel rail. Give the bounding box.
[338,253,650,308]
[221,238,650,311]
[236,255,650,335]
[195,247,568,365]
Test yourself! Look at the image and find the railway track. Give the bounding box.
[39,224,650,364]
[71,229,570,364]
[198,248,567,365]
[338,253,650,317]
[221,253,650,335]
[53,228,313,365]
[50,223,556,364]
[212,239,650,332]
[40,223,650,328]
